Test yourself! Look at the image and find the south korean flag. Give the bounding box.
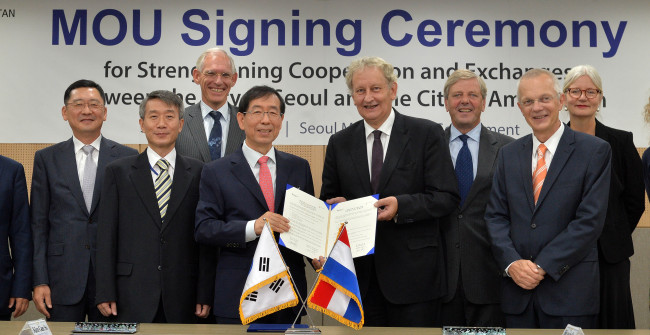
[239,223,299,324]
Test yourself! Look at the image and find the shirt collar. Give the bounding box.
[72,134,102,153]
[200,100,230,123]
[532,122,564,155]
[450,123,482,143]
[242,141,276,169]
[147,147,177,171]
[364,108,395,139]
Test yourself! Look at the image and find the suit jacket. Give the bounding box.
[176,103,245,162]
[0,155,32,315]
[485,126,611,316]
[320,110,459,304]
[194,148,313,319]
[441,126,514,304]
[31,137,137,305]
[95,151,212,323]
[566,120,644,264]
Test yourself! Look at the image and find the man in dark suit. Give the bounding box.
[176,48,245,162]
[195,85,311,324]
[31,80,137,321]
[0,155,32,320]
[95,90,212,323]
[319,57,459,327]
[485,69,611,329]
[441,70,513,327]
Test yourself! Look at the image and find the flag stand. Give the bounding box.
[285,221,348,334]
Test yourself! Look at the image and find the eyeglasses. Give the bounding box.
[243,110,283,121]
[564,88,601,99]
[67,101,104,112]
[201,71,233,80]
[520,95,556,107]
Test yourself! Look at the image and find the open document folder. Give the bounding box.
[279,185,377,259]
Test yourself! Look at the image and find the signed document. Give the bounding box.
[279,185,377,259]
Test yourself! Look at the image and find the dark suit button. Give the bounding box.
[84,244,90,249]
[455,243,460,248]
[531,223,537,229]
[157,265,162,271]
[160,238,166,244]
[457,214,463,219]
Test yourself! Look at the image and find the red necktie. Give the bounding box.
[533,144,547,205]
[258,156,274,212]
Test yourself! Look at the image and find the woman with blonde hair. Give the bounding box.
[564,65,644,329]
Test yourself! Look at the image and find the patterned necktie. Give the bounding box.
[155,159,172,220]
[370,130,383,193]
[455,134,473,207]
[533,144,548,205]
[258,156,274,212]
[208,111,223,160]
[81,145,96,212]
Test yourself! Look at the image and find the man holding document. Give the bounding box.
[319,57,460,327]
[194,85,311,324]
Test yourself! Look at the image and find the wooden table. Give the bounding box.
[2,321,650,335]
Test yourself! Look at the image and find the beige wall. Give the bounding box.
[3,144,650,327]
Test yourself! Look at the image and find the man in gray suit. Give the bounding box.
[31,80,137,321]
[176,48,245,162]
[440,70,513,327]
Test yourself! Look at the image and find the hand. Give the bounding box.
[254,212,290,235]
[508,260,545,290]
[325,197,347,205]
[9,297,29,318]
[97,301,118,317]
[195,304,211,318]
[375,196,398,221]
[311,256,326,270]
[33,285,52,318]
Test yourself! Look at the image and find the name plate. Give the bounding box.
[73,322,138,333]
[443,326,506,335]
[19,319,52,335]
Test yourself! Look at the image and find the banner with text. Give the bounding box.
[1,0,649,145]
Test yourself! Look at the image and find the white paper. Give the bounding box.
[280,186,377,259]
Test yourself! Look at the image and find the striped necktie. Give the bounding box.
[533,144,547,205]
[155,159,172,220]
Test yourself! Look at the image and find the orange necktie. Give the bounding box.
[533,144,547,205]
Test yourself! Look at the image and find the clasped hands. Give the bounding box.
[509,259,546,290]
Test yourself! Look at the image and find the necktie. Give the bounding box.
[370,130,383,193]
[455,134,473,207]
[155,159,172,220]
[533,144,548,205]
[81,145,96,212]
[258,156,274,212]
[208,111,223,160]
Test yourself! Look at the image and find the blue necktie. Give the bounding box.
[208,111,222,160]
[455,134,473,207]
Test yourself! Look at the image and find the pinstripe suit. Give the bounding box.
[176,103,245,162]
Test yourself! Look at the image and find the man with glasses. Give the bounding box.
[31,79,137,321]
[195,85,311,324]
[485,69,611,329]
[176,47,245,162]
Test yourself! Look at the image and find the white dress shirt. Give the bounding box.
[363,109,395,180]
[146,147,177,183]
[242,142,277,242]
[200,101,230,158]
[73,135,101,187]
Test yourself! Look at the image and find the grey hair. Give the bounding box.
[345,57,397,93]
[195,47,236,74]
[139,90,184,119]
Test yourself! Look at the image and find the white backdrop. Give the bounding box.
[1,0,649,145]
